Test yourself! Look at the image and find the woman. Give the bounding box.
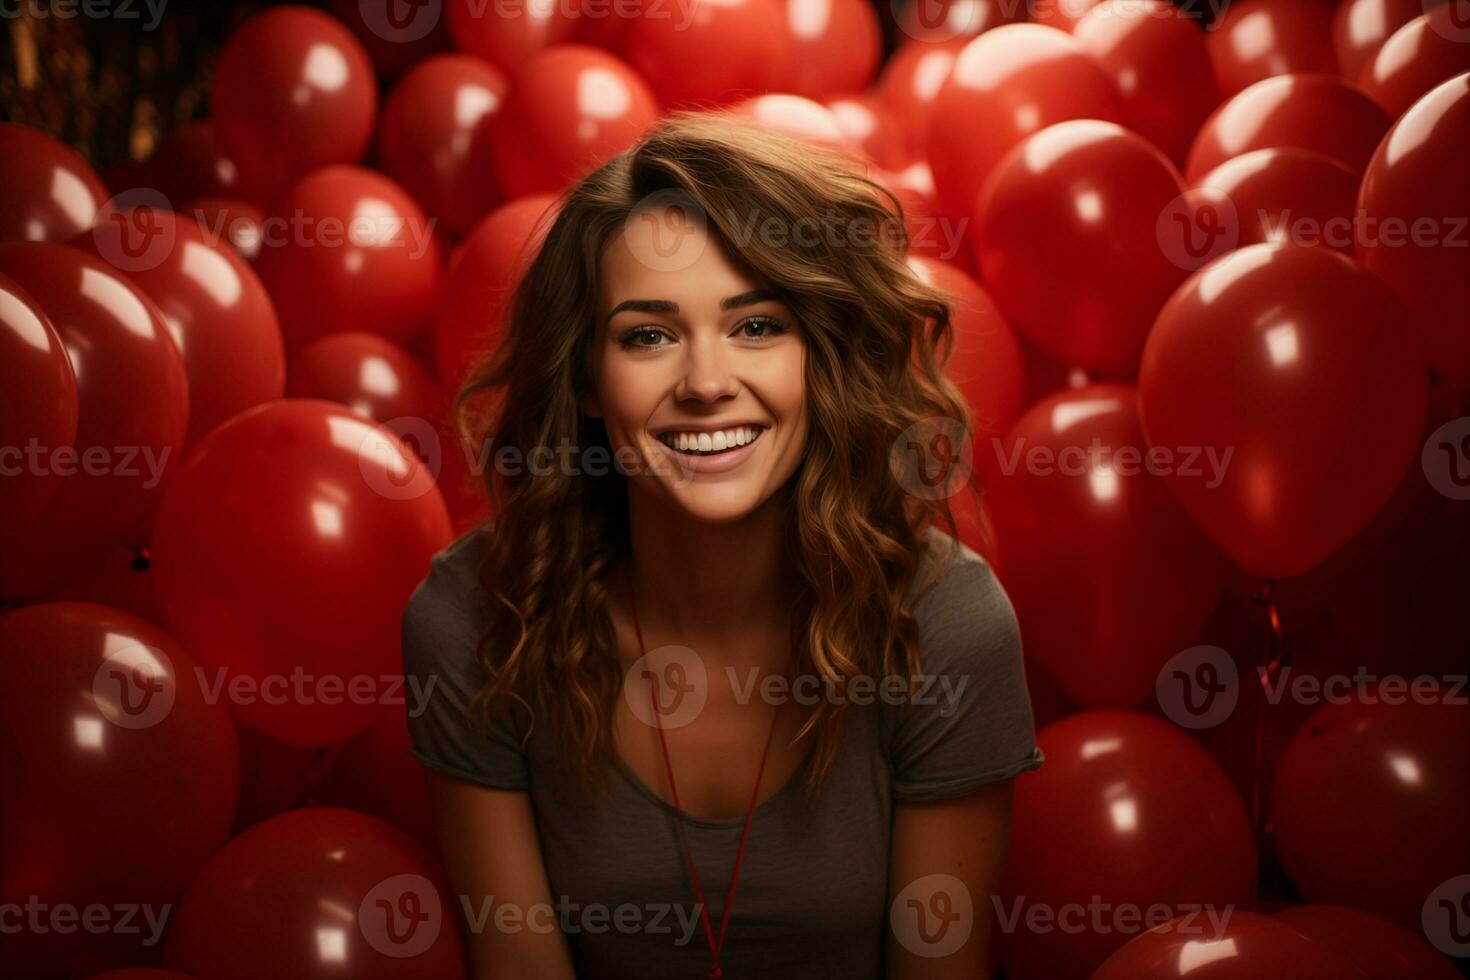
[402,110,1044,979]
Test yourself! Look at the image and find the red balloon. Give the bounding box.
[1073,0,1221,167]
[316,705,439,859]
[289,331,443,437]
[1185,74,1392,181]
[163,807,465,979]
[255,165,443,352]
[727,93,862,158]
[1357,73,1470,386]
[928,24,1122,224]
[626,0,791,109]
[329,0,450,78]
[1191,147,1360,254]
[1139,244,1429,579]
[0,123,109,242]
[975,120,1188,373]
[181,196,267,262]
[1359,7,1470,121]
[149,399,453,747]
[484,45,659,199]
[0,602,239,975]
[1333,0,1449,80]
[999,710,1255,979]
[378,54,510,236]
[1206,0,1338,97]
[130,121,262,208]
[1031,0,1104,33]
[872,162,974,267]
[1272,688,1470,928]
[434,193,559,387]
[45,544,164,627]
[891,0,1022,44]
[0,271,75,535]
[1275,905,1462,980]
[827,96,912,170]
[778,0,882,99]
[73,207,286,449]
[875,38,967,166]
[1093,911,1369,979]
[446,0,579,76]
[905,255,1022,443]
[0,243,188,601]
[984,384,1231,707]
[211,5,378,204]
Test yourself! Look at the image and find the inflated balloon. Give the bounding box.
[1031,0,1104,33]
[1359,7,1470,121]
[1272,688,1470,927]
[289,331,443,436]
[872,162,973,267]
[0,243,189,601]
[0,602,239,975]
[626,0,791,109]
[163,807,465,979]
[329,0,450,78]
[928,24,1122,224]
[130,121,259,208]
[0,271,75,535]
[149,399,453,747]
[984,384,1231,707]
[892,0,1021,44]
[1333,0,1449,80]
[446,0,579,76]
[827,96,912,170]
[1275,905,1462,979]
[434,194,559,387]
[1357,73,1470,386]
[1206,0,1338,97]
[999,710,1255,979]
[255,165,443,352]
[875,38,967,162]
[0,123,110,242]
[1092,911,1369,979]
[975,120,1188,373]
[1185,74,1392,181]
[211,5,378,204]
[1073,0,1220,167]
[778,0,882,99]
[905,255,1022,443]
[316,704,439,859]
[1139,245,1429,579]
[181,195,266,261]
[1191,147,1360,253]
[378,54,510,236]
[74,207,285,449]
[727,94,862,158]
[483,45,660,199]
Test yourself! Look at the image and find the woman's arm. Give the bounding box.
[885,777,1017,979]
[424,769,577,980]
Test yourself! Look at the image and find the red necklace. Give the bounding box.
[626,574,785,980]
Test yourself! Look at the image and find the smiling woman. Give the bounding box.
[402,110,1044,980]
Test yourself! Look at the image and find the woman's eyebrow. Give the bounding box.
[605,288,784,320]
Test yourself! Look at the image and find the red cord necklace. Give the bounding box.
[626,574,785,980]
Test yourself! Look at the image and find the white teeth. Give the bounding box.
[658,426,761,453]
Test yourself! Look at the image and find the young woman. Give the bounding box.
[402,111,1044,979]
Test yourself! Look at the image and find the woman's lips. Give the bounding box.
[655,426,765,474]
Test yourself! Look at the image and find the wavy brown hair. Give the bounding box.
[450,109,984,802]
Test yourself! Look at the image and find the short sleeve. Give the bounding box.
[886,544,1045,802]
[401,526,530,791]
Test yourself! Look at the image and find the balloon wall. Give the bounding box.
[1,1,1466,977]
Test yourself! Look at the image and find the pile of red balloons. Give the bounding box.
[1,0,1467,976]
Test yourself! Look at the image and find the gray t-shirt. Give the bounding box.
[401,523,1044,979]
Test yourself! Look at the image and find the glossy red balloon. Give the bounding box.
[1185,74,1392,181]
[149,400,453,747]
[1358,7,1470,121]
[316,705,439,859]
[1357,73,1470,386]
[875,38,968,168]
[891,0,1022,45]
[827,96,913,170]
[181,196,267,262]
[379,54,510,236]
[74,207,286,449]
[1031,0,1104,33]
[1191,147,1360,254]
[163,807,465,979]
[928,24,1122,224]
[626,0,791,108]
[0,244,189,600]
[1139,244,1429,579]
[329,0,450,78]
[975,120,1188,373]
[130,121,261,208]
[289,331,443,437]
[984,384,1231,707]
[0,272,76,534]
[0,123,109,242]
[727,94,863,158]
[1206,0,1338,97]
[1333,0,1449,80]
[1093,911,1369,979]
[446,0,579,76]
[874,162,974,267]
[999,710,1256,979]
[434,193,559,387]
[1275,905,1462,980]
[1272,689,1470,928]
[0,602,239,975]
[255,165,443,352]
[484,45,659,199]
[1073,0,1221,167]
[211,5,378,204]
[779,0,882,99]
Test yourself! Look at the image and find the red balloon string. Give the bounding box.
[1248,578,1284,907]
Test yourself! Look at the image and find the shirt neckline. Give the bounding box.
[612,737,814,829]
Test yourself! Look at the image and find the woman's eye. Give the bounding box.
[739,316,790,340]
[617,327,669,348]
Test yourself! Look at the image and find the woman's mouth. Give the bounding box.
[656,424,765,456]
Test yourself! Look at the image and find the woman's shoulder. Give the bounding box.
[904,525,1022,676]
[401,522,496,675]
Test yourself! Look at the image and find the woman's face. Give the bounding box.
[584,204,809,523]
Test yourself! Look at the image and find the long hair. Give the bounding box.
[450,109,982,801]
